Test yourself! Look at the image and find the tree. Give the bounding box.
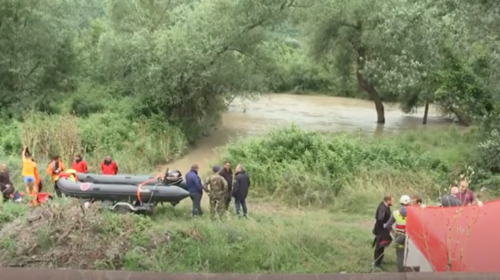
[304,0,418,124]
[0,0,78,118]
[90,0,296,141]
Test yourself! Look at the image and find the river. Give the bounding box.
[165,93,450,173]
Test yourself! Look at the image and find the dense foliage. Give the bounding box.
[217,125,491,207]
[2,0,500,177]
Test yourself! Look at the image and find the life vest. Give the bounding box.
[58,169,77,182]
[393,209,406,233]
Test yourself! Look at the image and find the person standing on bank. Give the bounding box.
[232,164,250,217]
[440,186,462,207]
[186,164,203,217]
[219,161,233,210]
[372,194,394,269]
[101,156,118,175]
[203,165,228,218]
[71,154,88,173]
[0,163,14,202]
[384,195,411,272]
[46,155,66,197]
[457,179,483,207]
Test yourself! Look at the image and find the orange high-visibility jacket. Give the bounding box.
[46,160,66,182]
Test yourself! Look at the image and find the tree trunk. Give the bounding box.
[355,69,385,124]
[354,48,385,124]
[422,101,429,125]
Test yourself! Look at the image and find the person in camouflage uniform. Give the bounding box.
[203,165,228,218]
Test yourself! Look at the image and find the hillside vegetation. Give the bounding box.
[0,126,497,273]
[2,0,500,274]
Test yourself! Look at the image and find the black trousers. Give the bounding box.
[374,246,385,266]
[54,181,62,197]
[224,188,232,210]
[372,233,392,267]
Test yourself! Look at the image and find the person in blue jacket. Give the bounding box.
[185,164,203,216]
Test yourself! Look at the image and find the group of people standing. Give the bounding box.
[372,178,482,272]
[0,147,119,203]
[185,161,250,218]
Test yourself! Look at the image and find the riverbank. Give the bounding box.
[0,199,381,273]
[0,125,483,273]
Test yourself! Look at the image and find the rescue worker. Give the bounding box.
[101,156,118,175]
[202,165,228,218]
[372,194,394,269]
[71,154,88,173]
[385,195,411,272]
[46,155,66,197]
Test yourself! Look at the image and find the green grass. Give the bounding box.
[0,198,393,273]
[0,125,488,273]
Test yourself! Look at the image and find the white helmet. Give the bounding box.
[400,195,411,205]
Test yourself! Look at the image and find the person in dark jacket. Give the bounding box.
[185,164,203,217]
[372,194,394,269]
[219,161,233,210]
[232,164,250,217]
[441,186,463,207]
[0,163,14,202]
[101,156,118,175]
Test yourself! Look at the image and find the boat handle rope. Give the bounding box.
[136,178,158,205]
[147,184,160,204]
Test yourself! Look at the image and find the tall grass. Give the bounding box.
[0,200,387,273]
[216,124,477,211]
[0,112,188,189]
[0,123,487,273]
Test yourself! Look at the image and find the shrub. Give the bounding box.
[0,112,188,186]
[217,125,455,207]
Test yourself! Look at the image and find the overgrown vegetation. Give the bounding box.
[0,198,391,273]
[3,0,500,134]
[0,112,187,184]
[217,125,500,212]
[2,0,500,274]
[0,126,498,272]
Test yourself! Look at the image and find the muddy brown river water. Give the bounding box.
[166,93,451,173]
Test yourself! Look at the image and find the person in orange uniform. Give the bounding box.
[46,155,66,197]
[21,146,39,206]
[101,156,118,175]
[71,154,88,173]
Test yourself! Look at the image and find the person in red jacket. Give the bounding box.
[101,156,118,175]
[71,154,88,173]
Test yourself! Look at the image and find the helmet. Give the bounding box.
[66,169,77,174]
[400,195,411,205]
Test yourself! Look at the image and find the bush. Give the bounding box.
[0,112,188,187]
[216,125,469,209]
